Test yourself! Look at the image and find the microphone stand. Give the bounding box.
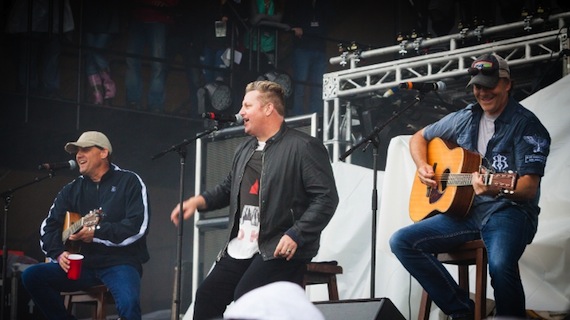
[152,123,225,320]
[1,171,56,318]
[339,93,424,298]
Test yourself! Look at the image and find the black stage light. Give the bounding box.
[197,81,233,114]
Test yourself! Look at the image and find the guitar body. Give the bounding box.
[63,212,81,232]
[409,138,482,222]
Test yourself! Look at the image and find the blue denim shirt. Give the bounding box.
[423,98,551,229]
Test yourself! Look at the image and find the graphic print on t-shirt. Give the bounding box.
[250,178,259,196]
[237,204,260,242]
[228,150,262,259]
[238,177,260,242]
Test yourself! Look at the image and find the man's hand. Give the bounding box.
[410,129,437,188]
[69,225,96,243]
[57,251,71,272]
[472,168,497,196]
[417,163,437,189]
[170,196,206,227]
[292,27,303,38]
[274,235,298,261]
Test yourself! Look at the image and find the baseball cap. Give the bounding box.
[64,131,113,154]
[467,53,510,88]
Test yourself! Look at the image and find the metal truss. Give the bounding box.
[322,12,570,163]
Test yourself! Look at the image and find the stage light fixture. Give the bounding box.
[197,81,233,114]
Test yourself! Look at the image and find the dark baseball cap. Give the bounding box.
[467,53,510,88]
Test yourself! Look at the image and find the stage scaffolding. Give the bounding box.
[322,12,570,163]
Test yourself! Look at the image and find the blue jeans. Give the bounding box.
[291,47,326,116]
[389,205,536,318]
[125,20,167,111]
[21,262,142,320]
[85,32,112,76]
[193,253,308,320]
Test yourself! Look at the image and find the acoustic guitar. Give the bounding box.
[409,138,517,222]
[62,209,103,252]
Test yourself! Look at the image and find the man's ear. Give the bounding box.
[505,79,512,91]
[100,149,110,160]
[265,103,275,116]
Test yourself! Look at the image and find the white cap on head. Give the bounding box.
[64,131,113,154]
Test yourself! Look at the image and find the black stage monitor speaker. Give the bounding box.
[314,298,405,320]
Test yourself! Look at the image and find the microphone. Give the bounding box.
[399,81,446,93]
[38,160,77,171]
[383,86,400,97]
[201,112,244,124]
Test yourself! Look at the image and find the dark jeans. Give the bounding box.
[291,47,326,116]
[21,262,142,320]
[390,205,536,318]
[125,20,167,110]
[193,253,308,320]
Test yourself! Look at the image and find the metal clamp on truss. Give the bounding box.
[413,37,423,54]
[474,25,485,42]
[338,42,363,67]
[399,39,408,55]
[523,14,533,32]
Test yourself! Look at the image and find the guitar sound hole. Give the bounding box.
[441,169,450,191]
[428,168,450,204]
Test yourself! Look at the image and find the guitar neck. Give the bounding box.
[62,216,84,243]
[446,172,512,188]
[61,210,102,244]
[445,173,473,186]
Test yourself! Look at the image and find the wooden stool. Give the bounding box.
[61,284,115,320]
[302,261,343,300]
[418,239,488,320]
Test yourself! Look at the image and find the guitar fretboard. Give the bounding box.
[443,173,473,186]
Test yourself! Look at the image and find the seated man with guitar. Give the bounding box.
[390,54,551,320]
[21,131,151,320]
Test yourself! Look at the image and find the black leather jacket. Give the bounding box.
[202,122,339,261]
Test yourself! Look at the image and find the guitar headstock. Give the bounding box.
[489,171,518,193]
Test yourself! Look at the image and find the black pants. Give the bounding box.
[193,253,308,320]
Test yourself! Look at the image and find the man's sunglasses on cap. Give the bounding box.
[467,60,499,76]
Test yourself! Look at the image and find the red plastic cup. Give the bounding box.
[67,254,84,280]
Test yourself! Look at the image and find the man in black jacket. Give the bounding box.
[170,80,339,320]
[22,131,150,320]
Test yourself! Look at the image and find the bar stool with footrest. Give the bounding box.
[302,261,343,301]
[418,239,488,320]
[61,284,115,320]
